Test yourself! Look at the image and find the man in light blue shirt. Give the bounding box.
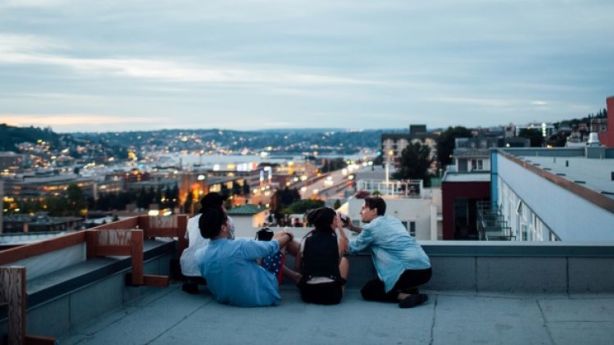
[198,208,295,307]
[345,197,432,308]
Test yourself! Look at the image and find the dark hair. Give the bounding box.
[364,197,386,216]
[199,192,226,213]
[199,208,228,239]
[306,207,336,232]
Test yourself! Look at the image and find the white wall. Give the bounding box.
[345,194,439,240]
[496,154,614,241]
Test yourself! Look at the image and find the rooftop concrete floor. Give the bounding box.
[60,284,614,345]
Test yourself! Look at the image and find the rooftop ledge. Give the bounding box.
[1,217,614,343]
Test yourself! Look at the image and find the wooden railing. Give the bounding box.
[0,215,188,345]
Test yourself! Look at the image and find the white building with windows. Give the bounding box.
[492,147,614,242]
[344,170,442,240]
[450,137,499,173]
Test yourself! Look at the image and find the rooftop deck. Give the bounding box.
[58,285,614,345]
[2,216,614,345]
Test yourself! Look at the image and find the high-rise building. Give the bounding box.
[0,180,3,234]
[598,96,614,147]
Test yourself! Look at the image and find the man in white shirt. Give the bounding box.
[180,192,234,293]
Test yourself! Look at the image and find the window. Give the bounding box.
[521,224,528,241]
[516,200,523,216]
[401,221,417,237]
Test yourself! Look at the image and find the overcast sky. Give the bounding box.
[0,0,612,132]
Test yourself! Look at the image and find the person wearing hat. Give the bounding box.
[296,207,349,305]
[198,207,295,307]
[179,192,235,294]
[344,196,431,308]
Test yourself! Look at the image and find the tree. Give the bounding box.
[183,189,195,214]
[231,181,242,196]
[242,183,251,196]
[66,183,87,216]
[270,187,301,213]
[436,126,472,169]
[393,142,432,187]
[518,128,544,147]
[220,184,230,199]
[285,199,325,215]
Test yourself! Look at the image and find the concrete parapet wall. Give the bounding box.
[393,242,614,293]
[288,241,614,293]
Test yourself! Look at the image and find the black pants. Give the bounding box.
[299,281,344,305]
[361,268,432,302]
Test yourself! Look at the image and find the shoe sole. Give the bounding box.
[399,294,428,308]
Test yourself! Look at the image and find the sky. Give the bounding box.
[0,0,613,132]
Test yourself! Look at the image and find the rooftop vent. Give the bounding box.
[587,132,601,147]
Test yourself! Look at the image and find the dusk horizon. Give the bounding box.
[1,0,613,132]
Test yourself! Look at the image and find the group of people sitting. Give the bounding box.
[179,192,432,308]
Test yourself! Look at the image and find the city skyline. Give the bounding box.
[1,0,613,132]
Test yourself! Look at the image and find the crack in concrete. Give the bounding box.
[428,295,438,345]
[536,299,557,345]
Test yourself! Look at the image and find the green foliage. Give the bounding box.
[232,181,242,196]
[45,195,68,216]
[0,124,61,151]
[393,142,432,187]
[220,184,230,199]
[242,183,251,195]
[436,126,472,168]
[66,183,87,216]
[518,128,544,147]
[284,199,325,214]
[557,108,607,129]
[271,187,301,212]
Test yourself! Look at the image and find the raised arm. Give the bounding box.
[336,227,349,257]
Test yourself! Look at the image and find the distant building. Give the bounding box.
[598,96,614,147]
[3,172,96,200]
[450,137,499,173]
[348,167,442,240]
[491,147,614,241]
[0,180,3,234]
[500,137,531,148]
[441,172,490,240]
[381,124,437,166]
[0,152,24,172]
[3,213,84,233]
[227,204,270,236]
[516,122,556,138]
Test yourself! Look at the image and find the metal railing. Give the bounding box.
[476,201,515,241]
[356,179,423,198]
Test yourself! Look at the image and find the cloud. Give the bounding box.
[427,96,516,108]
[531,100,548,106]
[1,114,170,131]
[0,0,67,8]
[0,34,380,87]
